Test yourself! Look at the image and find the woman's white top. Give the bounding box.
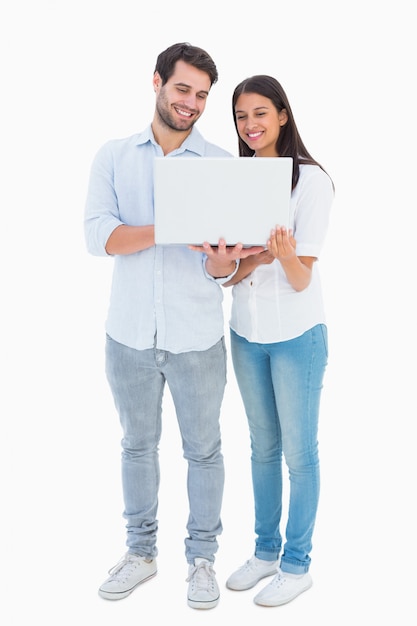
[229,163,334,343]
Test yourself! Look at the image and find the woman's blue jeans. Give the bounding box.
[230,324,328,574]
[105,335,226,564]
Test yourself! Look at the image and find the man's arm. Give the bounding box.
[105,224,155,255]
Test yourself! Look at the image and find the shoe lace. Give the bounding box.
[241,556,258,572]
[107,554,141,582]
[186,561,216,592]
[270,570,286,588]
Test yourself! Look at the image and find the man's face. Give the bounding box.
[154,60,211,132]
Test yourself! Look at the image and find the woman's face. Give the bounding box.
[234,92,288,157]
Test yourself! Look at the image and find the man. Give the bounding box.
[84,42,254,610]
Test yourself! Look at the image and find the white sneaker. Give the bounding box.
[253,568,312,606]
[226,555,279,591]
[98,552,157,600]
[187,558,220,609]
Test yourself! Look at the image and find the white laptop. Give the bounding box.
[153,156,293,246]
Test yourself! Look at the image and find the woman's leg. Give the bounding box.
[268,324,328,574]
[230,329,282,561]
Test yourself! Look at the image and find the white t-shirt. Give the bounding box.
[229,163,334,343]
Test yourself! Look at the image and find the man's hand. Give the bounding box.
[189,239,265,278]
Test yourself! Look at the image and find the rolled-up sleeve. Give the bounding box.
[84,142,124,256]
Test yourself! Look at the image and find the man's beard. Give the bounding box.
[156,93,197,132]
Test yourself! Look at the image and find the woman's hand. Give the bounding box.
[267,226,316,291]
[253,249,275,265]
[267,226,297,261]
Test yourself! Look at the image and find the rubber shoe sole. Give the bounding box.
[254,571,312,606]
[226,557,279,591]
[99,569,157,600]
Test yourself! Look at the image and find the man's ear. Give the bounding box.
[153,72,161,93]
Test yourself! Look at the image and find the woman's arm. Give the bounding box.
[223,249,275,286]
[224,227,316,291]
[267,226,315,292]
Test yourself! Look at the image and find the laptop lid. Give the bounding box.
[153,156,293,246]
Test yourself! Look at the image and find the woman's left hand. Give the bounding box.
[267,226,296,261]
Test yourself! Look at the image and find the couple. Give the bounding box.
[84,42,334,611]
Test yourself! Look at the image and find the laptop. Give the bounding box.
[153,156,293,246]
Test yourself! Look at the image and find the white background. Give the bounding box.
[1,1,416,623]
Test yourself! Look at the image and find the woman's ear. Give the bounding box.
[279,108,288,126]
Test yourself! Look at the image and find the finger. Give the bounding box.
[217,238,227,255]
[231,242,243,256]
[202,242,214,254]
[239,245,263,258]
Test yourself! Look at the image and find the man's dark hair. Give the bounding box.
[154,42,218,87]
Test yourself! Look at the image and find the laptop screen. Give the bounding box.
[154,156,293,246]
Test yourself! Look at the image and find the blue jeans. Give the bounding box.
[230,325,328,574]
[105,335,226,564]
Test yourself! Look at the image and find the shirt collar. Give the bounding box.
[135,125,206,156]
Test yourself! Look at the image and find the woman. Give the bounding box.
[224,75,334,607]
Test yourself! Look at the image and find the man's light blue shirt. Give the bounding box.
[84,125,235,353]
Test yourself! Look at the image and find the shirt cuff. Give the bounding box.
[203,257,240,284]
